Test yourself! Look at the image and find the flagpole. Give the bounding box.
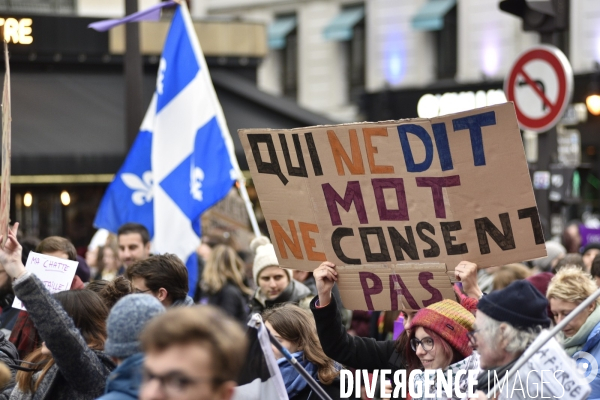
[237,180,261,238]
[177,1,262,239]
[485,287,600,398]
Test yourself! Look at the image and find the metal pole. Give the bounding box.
[237,180,261,238]
[486,287,600,398]
[124,0,143,149]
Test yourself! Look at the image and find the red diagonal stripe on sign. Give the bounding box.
[517,67,556,112]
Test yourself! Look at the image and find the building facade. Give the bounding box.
[203,0,600,238]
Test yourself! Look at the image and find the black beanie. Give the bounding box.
[477,280,552,329]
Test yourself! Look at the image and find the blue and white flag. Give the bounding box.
[234,314,288,400]
[94,3,240,293]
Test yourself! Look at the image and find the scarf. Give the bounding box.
[475,357,518,392]
[277,351,318,398]
[563,304,600,356]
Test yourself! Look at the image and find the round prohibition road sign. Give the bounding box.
[504,45,573,132]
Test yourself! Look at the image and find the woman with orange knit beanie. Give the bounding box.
[406,299,480,400]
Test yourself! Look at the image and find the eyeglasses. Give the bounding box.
[410,337,434,352]
[142,369,221,395]
[134,288,152,294]
[467,326,490,346]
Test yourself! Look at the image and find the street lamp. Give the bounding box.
[586,62,600,116]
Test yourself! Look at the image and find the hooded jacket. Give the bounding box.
[96,353,144,400]
[250,280,313,315]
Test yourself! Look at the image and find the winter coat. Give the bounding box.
[574,320,600,399]
[0,294,19,335]
[171,295,194,307]
[292,378,341,400]
[96,353,144,400]
[411,353,480,400]
[309,295,405,373]
[250,280,313,315]
[199,282,250,323]
[6,272,115,400]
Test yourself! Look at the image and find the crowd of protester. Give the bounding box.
[0,219,595,399]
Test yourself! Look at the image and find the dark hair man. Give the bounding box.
[127,254,193,307]
[139,306,247,400]
[118,223,151,271]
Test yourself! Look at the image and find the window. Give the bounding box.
[347,16,365,101]
[281,27,298,98]
[268,15,298,99]
[411,0,458,80]
[323,5,365,101]
[435,5,457,79]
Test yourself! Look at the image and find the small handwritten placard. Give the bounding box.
[12,251,78,310]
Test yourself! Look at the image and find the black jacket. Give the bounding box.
[250,280,313,315]
[310,295,405,373]
[292,378,341,400]
[200,282,250,323]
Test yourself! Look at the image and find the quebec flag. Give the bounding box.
[94,3,239,294]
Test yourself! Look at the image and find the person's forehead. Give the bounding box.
[549,297,577,310]
[118,232,144,246]
[585,248,600,256]
[260,267,285,277]
[414,326,430,339]
[146,343,213,374]
[43,250,69,260]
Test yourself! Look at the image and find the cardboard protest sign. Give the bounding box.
[492,337,590,400]
[0,42,10,249]
[239,103,546,310]
[13,251,78,310]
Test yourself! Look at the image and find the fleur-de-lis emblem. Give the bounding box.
[190,167,204,201]
[121,171,153,206]
[157,58,167,95]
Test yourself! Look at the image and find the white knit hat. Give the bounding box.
[251,236,291,283]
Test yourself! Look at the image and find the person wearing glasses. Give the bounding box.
[406,299,478,400]
[127,254,194,308]
[97,294,164,400]
[0,223,116,399]
[139,305,247,400]
[311,260,481,386]
[469,280,556,399]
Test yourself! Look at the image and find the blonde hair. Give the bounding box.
[202,245,252,296]
[547,266,598,304]
[262,304,339,385]
[493,263,532,291]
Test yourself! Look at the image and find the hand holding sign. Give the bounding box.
[314,261,338,306]
[12,248,78,310]
[454,261,482,299]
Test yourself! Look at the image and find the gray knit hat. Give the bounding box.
[105,294,165,359]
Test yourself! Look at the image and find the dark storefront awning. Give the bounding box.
[9,70,334,175]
